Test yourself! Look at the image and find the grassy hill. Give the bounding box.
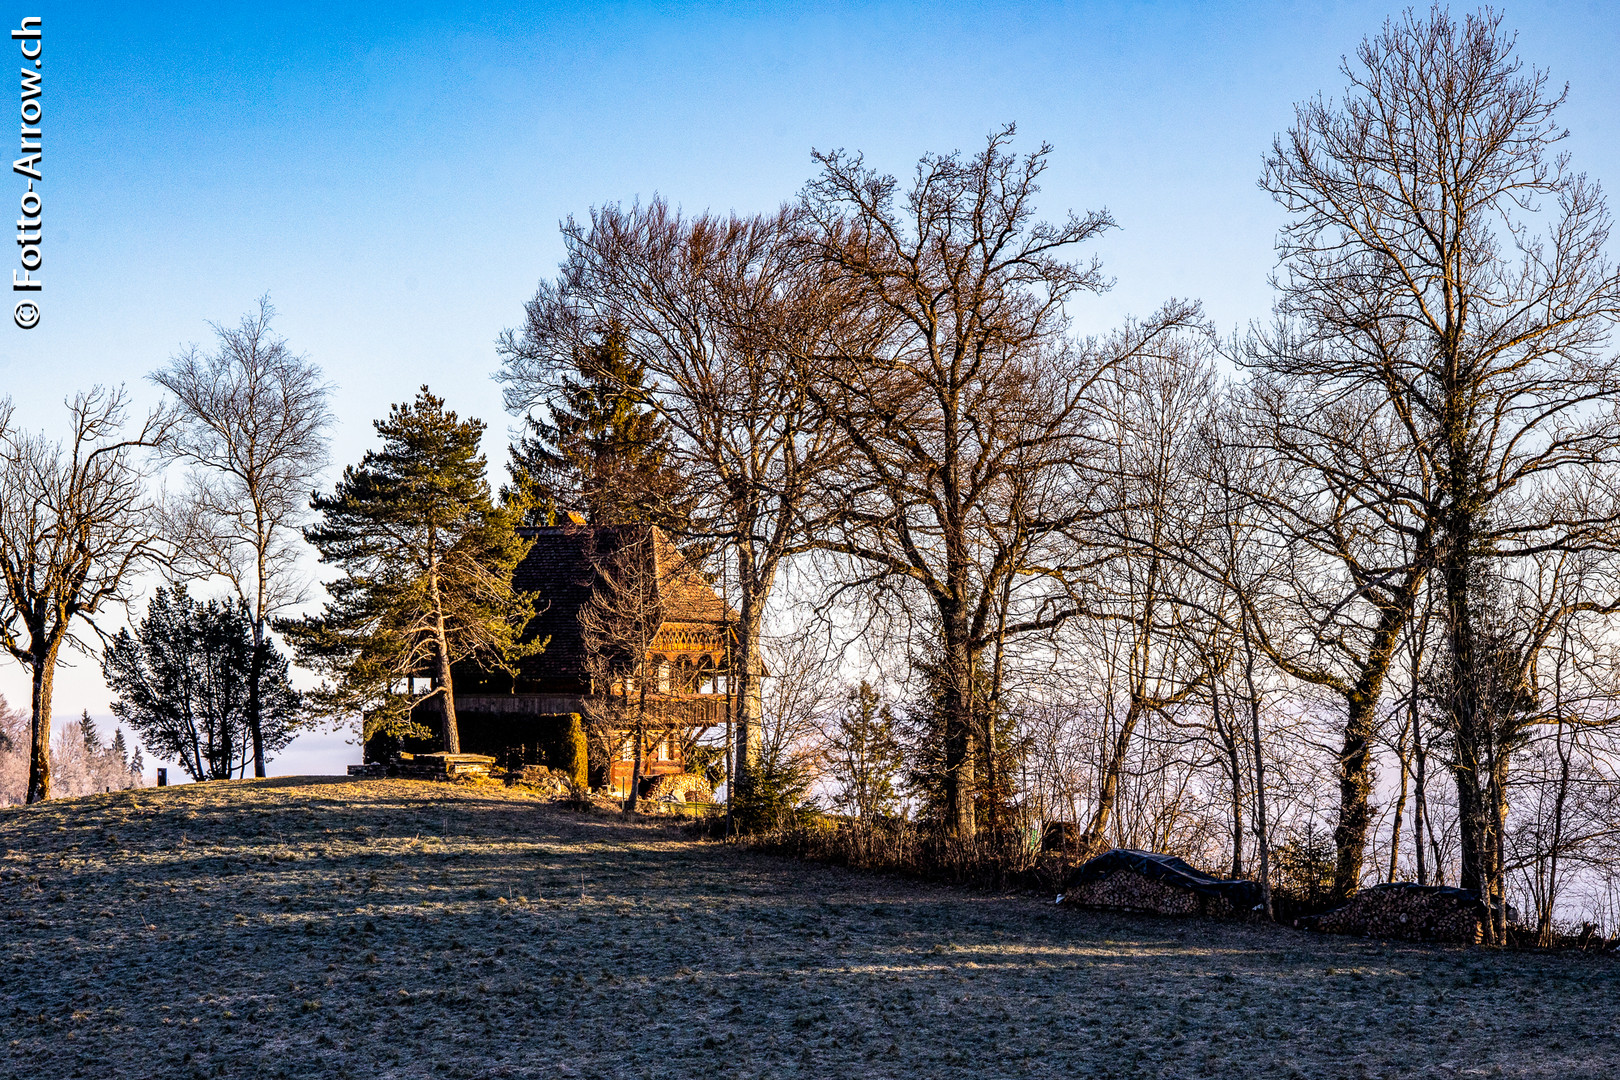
[1,778,1616,1079]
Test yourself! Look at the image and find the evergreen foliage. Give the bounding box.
[545,713,590,789]
[729,757,815,834]
[102,586,303,781]
[503,325,688,530]
[684,743,727,792]
[79,711,100,754]
[280,388,539,749]
[1272,823,1338,913]
[902,655,1024,830]
[825,682,903,822]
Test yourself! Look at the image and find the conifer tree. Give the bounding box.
[79,710,99,755]
[104,585,303,781]
[282,388,538,752]
[504,325,688,530]
[826,682,904,822]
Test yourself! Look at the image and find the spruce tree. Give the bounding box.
[79,710,100,755]
[281,387,538,752]
[827,682,903,822]
[503,325,688,530]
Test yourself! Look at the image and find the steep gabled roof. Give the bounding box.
[508,525,730,680]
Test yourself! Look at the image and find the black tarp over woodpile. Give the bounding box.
[1060,849,1262,917]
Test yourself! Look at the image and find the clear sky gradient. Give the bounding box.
[2,1,1616,778]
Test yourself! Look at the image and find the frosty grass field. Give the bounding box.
[2,778,1616,1079]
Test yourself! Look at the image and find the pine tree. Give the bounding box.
[503,325,688,530]
[281,387,539,752]
[110,729,130,770]
[79,710,100,755]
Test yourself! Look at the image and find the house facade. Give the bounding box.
[371,524,741,795]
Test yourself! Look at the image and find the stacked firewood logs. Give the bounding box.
[1303,883,1484,944]
[1062,869,1238,918]
[390,752,497,782]
[643,773,713,803]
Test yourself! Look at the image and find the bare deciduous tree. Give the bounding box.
[1230,371,1433,899]
[1256,7,1620,920]
[152,296,332,777]
[578,526,668,812]
[500,203,852,793]
[800,124,1200,837]
[1073,337,1217,853]
[0,388,171,802]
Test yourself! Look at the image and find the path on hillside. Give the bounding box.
[1,779,1616,1079]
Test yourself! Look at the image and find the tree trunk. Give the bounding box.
[1214,676,1244,878]
[248,617,267,778]
[434,621,460,754]
[1412,675,1429,886]
[939,609,976,839]
[731,584,763,778]
[1330,685,1380,899]
[1540,722,1572,946]
[1442,545,1497,937]
[628,682,645,812]
[427,542,460,755]
[1242,642,1272,919]
[1490,751,1511,943]
[1388,725,1410,883]
[25,633,61,803]
[1080,696,1142,853]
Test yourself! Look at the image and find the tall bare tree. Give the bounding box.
[799,125,1199,837]
[500,202,851,787]
[1073,337,1217,853]
[578,526,668,812]
[0,388,171,802]
[152,297,332,777]
[1255,7,1620,916]
[1230,370,1433,899]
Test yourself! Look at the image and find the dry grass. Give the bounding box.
[1,778,1617,1079]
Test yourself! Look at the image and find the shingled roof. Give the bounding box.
[508,525,731,684]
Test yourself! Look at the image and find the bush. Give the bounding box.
[729,759,814,834]
[1271,823,1338,921]
[547,713,589,790]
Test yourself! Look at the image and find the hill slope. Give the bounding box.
[1,778,1616,1079]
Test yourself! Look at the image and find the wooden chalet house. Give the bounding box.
[369,524,741,795]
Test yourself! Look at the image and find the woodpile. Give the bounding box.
[1064,868,1240,917]
[390,752,497,782]
[643,773,712,803]
[1059,849,1261,920]
[1301,883,1484,944]
[346,763,386,778]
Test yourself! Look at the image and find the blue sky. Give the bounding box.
[2,1,1617,777]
